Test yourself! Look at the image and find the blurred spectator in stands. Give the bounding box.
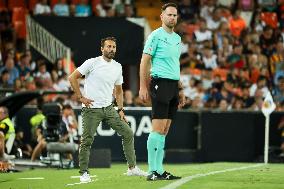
[273,76,284,107]
[24,76,36,91]
[190,96,204,109]
[53,0,70,16]
[184,77,197,100]
[241,86,254,108]
[53,58,66,78]
[231,96,244,110]
[201,68,213,90]
[250,9,263,33]
[180,42,203,74]
[248,88,264,110]
[216,0,235,9]
[62,104,78,144]
[217,99,230,111]
[258,0,277,11]
[212,84,233,104]
[202,46,218,69]
[200,0,216,23]
[0,106,15,160]
[65,93,81,108]
[123,3,134,17]
[270,41,284,84]
[0,69,12,88]
[206,8,227,31]
[217,36,233,67]
[0,58,19,86]
[178,0,198,22]
[14,78,24,91]
[229,9,247,38]
[259,26,282,57]
[193,18,213,47]
[34,61,51,81]
[249,75,269,97]
[34,0,51,15]
[75,0,92,17]
[96,0,115,17]
[226,43,245,69]
[17,53,31,81]
[124,89,135,107]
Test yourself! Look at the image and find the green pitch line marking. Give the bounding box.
[18,177,45,180]
[160,164,264,189]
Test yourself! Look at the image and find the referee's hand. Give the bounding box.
[178,90,186,109]
[139,87,149,102]
[80,96,94,108]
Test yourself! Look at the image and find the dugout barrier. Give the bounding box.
[15,107,283,162]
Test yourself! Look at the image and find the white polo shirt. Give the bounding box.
[77,56,123,108]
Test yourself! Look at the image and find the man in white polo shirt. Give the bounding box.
[68,37,147,183]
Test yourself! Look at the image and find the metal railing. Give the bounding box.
[26,15,71,74]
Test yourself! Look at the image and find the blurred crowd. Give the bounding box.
[0,0,284,112]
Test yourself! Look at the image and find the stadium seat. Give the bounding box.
[50,0,59,9]
[71,0,84,5]
[12,7,27,39]
[28,0,38,11]
[261,12,278,28]
[0,0,7,11]
[8,0,26,10]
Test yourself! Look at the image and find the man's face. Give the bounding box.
[161,6,178,29]
[101,40,116,59]
[0,108,7,120]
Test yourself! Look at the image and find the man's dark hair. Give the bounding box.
[101,37,116,48]
[161,2,177,12]
[63,104,72,110]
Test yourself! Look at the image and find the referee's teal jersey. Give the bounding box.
[143,27,181,80]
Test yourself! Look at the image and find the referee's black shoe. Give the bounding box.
[146,171,161,181]
[160,171,182,180]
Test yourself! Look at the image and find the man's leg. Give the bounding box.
[155,119,171,175]
[148,119,167,173]
[31,139,46,161]
[105,106,136,167]
[79,108,103,174]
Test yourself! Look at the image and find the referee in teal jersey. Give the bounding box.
[139,2,186,181]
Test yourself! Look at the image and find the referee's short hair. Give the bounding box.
[101,37,116,47]
[161,2,178,12]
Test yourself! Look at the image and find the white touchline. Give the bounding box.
[160,164,264,189]
[18,177,45,180]
[70,175,97,179]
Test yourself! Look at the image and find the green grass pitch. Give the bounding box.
[1,163,284,189]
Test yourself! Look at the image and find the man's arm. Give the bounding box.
[115,85,127,122]
[68,70,94,107]
[139,54,152,102]
[68,70,83,100]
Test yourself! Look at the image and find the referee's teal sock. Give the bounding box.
[147,132,160,173]
[156,135,166,175]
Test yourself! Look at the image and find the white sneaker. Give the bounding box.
[80,172,91,183]
[125,166,148,177]
[0,153,15,161]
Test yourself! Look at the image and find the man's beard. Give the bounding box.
[104,51,115,59]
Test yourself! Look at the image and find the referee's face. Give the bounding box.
[161,6,178,29]
[101,40,116,60]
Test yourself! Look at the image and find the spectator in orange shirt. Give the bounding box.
[229,10,246,38]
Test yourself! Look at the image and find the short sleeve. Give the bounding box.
[115,66,123,85]
[143,32,158,56]
[77,59,93,76]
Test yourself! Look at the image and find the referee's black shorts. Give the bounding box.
[150,77,179,119]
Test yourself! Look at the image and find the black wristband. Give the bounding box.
[117,108,124,113]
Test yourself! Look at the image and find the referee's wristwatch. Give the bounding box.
[117,108,124,113]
